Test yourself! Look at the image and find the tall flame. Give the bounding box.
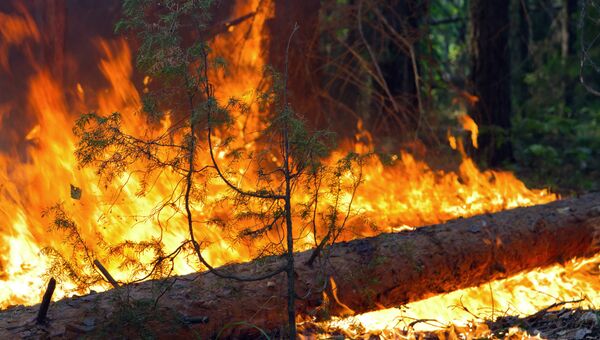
[0,1,597,336]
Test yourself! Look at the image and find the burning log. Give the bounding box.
[177,193,600,337]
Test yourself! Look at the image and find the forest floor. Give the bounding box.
[1,286,599,339]
[307,305,600,339]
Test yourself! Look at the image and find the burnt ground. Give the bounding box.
[1,292,599,339]
[486,307,600,340]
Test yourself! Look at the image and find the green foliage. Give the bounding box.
[47,6,366,338]
[117,0,213,78]
[41,203,187,296]
[426,0,469,109]
[41,204,104,291]
[512,107,600,191]
[511,1,600,192]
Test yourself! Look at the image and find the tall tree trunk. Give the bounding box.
[35,0,67,84]
[372,0,429,138]
[512,0,532,106]
[564,0,579,108]
[470,0,512,166]
[268,0,322,126]
[378,0,428,138]
[319,0,372,136]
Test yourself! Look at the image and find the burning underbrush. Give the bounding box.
[1,249,599,339]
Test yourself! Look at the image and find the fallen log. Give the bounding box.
[172,193,600,337]
[1,193,599,338]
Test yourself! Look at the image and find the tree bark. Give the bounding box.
[2,194,600,338]
[470,0,512,166]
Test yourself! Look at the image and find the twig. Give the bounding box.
[204,12,256,36]
[305,233,330,267]
[407,318,444,330]
[451,296,482,320]
[357,0,400,113]
[489,282,495,321]
[372,8,425,136]
[579,0,600,96]
[36,277,56,324]
[527,298,585,319]
[94,259,120,288]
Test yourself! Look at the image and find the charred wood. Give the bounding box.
[36,277,56,324]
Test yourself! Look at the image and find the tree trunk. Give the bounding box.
[564,0,579,108]
[378,0,428,137]
[470,0,512,166]
[268,0,322,126]
[512,0,532,106]
[2,194,600,338]
[35,0,67,84]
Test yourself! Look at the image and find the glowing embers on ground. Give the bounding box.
[315,253,600,338]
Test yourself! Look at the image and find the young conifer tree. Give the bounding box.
[47,0,365,337]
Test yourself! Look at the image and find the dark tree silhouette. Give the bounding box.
[470,0,512,166]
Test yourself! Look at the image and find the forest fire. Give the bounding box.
[0,0,599,338]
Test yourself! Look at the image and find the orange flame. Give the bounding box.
[458,113,479,149]
[0,4,39,71]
